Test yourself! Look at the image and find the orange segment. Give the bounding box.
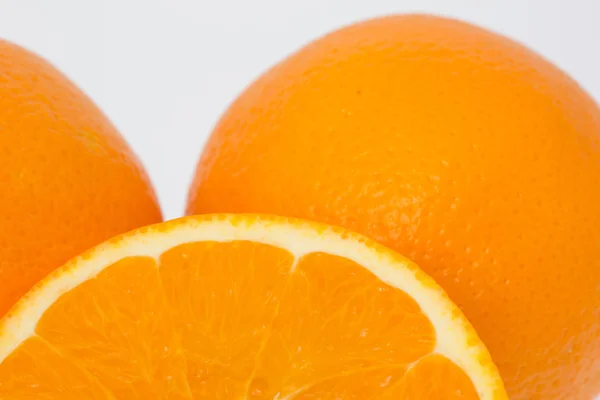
[288,366,408,399]
[389,354,479,399]
[247,252,436,398]
[159,241,294,398]
[0,336,113,399]
[0,215,507,399]
[36,256,191,399]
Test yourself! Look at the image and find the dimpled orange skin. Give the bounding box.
[0,40,162,317]
[187,15,600,400]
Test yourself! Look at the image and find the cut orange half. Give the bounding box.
[0,215,507,399]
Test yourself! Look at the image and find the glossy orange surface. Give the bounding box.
[187,15,600,399]
[0,40,162,317]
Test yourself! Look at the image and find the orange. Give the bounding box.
[0,40,162,317]
[186,15,600,399]
[0,214,507,399]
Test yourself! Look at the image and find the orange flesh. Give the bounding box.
[0,241,479,399]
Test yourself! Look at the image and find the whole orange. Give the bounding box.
[187,15,600,399]
[0,40,162,317]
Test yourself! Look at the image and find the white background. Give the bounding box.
[1,0,599,219]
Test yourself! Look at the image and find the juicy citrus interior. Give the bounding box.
[0,215,506,399]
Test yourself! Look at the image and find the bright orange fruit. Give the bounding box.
[0,214,507,399]
[0,40,162,317]
[186,15,600,399]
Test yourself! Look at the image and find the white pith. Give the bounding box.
[0,215,505,399]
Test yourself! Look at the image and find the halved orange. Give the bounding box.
[0,215,507,399]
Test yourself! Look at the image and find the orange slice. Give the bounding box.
[0,215,507,399]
